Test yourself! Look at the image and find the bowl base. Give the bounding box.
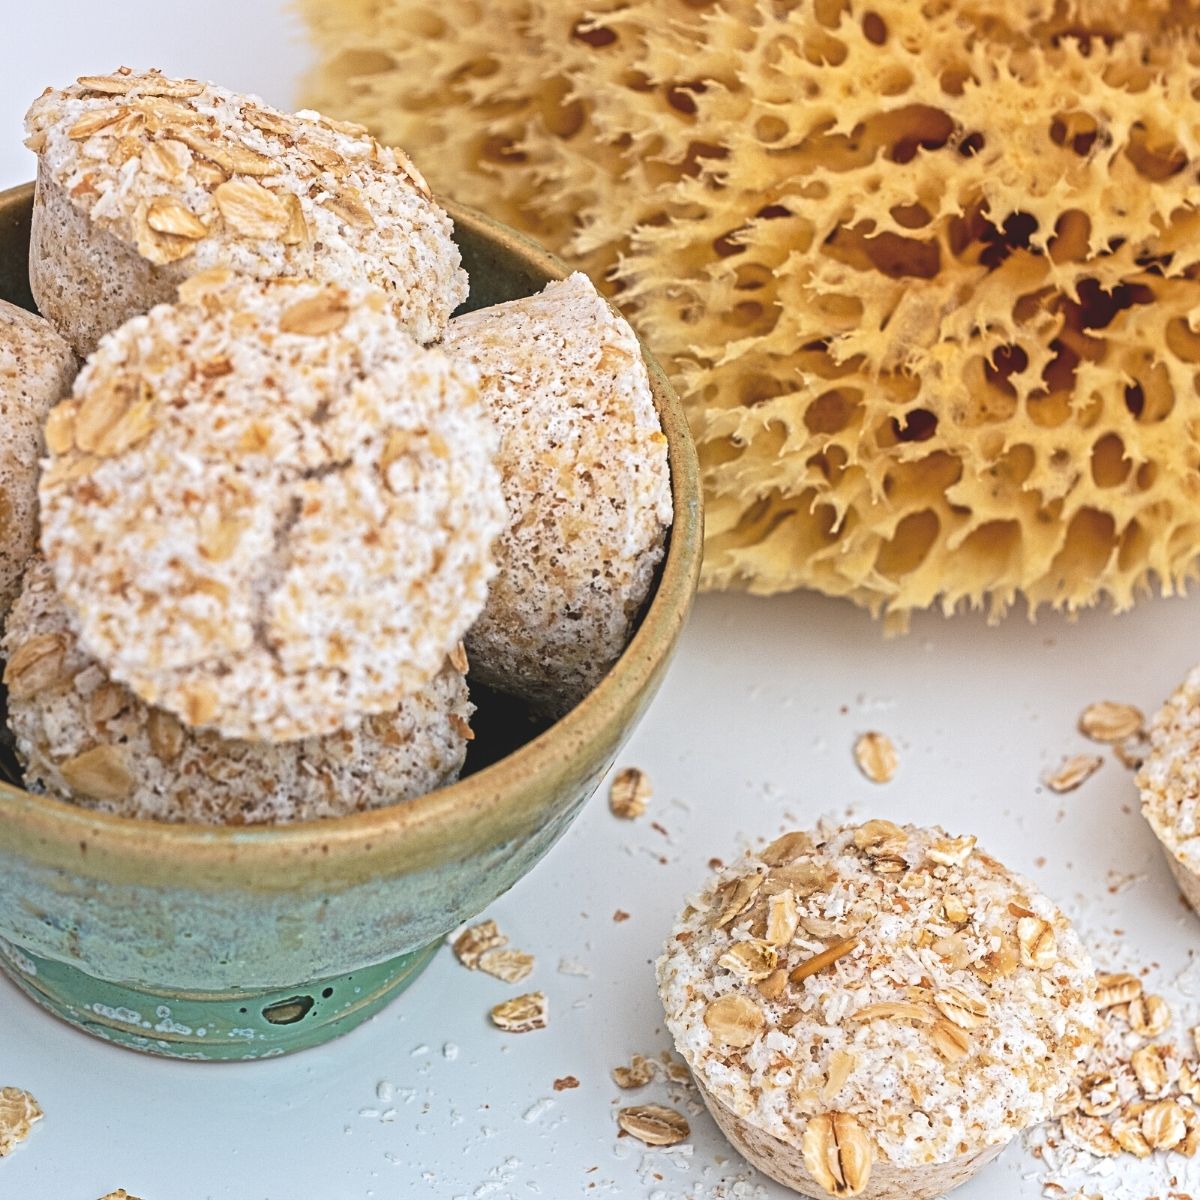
[0,937,440,1061]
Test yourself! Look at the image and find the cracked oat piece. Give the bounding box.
[0,302,75,620]
[303,0,1200,628]
[441,273,671,718]
[24,68,465,355]
[0,1087,42,1157]
[38,273,505,742]
[1138,666,1200,916]
[3,558,473,823]
[657,820,1097,1199]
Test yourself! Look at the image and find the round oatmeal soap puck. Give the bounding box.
[441,272,672,718]
[0,301,75,620]
[24,68,466,355]
[1139,667,1200,913]
[38,271,506,743]
[3,558,474,824]
[657,821,1098,1199]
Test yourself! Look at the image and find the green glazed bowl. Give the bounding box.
[0,181,702,1061]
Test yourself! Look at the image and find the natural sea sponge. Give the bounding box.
[301,0,1200,627]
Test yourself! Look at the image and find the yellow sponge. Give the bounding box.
[302,0,1200,627]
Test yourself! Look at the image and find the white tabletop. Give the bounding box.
[2,8,1198,1199]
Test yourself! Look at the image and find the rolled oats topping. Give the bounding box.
[25,69,466,344]
[38,273,506,742]
[657,821,1098,1172]
[3,558,474,823]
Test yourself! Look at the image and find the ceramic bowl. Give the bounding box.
[0,181,702,1061]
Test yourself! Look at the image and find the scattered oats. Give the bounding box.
[660,1056,691,1085]
[1114,734,1151,770]
[617,1105,690,1147]
[442,1043,459,1061]
[1142,1097,1187,1150]
[490,992,548,1033]
[1095,972,1143,1009]
[800,1111,873,1197]
[1131,1044,1172,1096]
[1044,754,1104,794]
[376,1080,395,1103]
[1078,701,1145,743]
[1128,993,1172,1040]
[0,1088,42,1157]
[612,1055,656,1089]
[610,767,652,819]
[1061,1113,1121,1157]
[553,1076,579,1092]
[613,909,631,923]
[453,920,506,969]
[1111,1109,1152,1157]
[557,957,592,978]
[478,949,535,984]
[853,732,897,783]
[97,1193,144,1200]
[1078,1072,1120,1117]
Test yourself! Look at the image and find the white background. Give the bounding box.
[2,7,1199,1199]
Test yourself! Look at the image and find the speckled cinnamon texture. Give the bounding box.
[442,273,671,717]
[39,271,506,742]
[4,558,474,824]
[0,301,75,618]
[25,68,465,354]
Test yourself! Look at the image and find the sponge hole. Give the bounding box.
[571,20,617,48]
[1090,433,1132,488]
[862,12,887,44]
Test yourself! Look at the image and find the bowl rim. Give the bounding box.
[0,180,703,891]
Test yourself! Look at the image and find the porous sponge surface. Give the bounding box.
[302,0,1200,626]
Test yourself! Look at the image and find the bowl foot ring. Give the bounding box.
[0,937,441,1061]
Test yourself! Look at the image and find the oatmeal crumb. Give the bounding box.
[853,731,897,783]
[0,1088,42,1158]
[610,767,652,819]
[1044,754,1104,794]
